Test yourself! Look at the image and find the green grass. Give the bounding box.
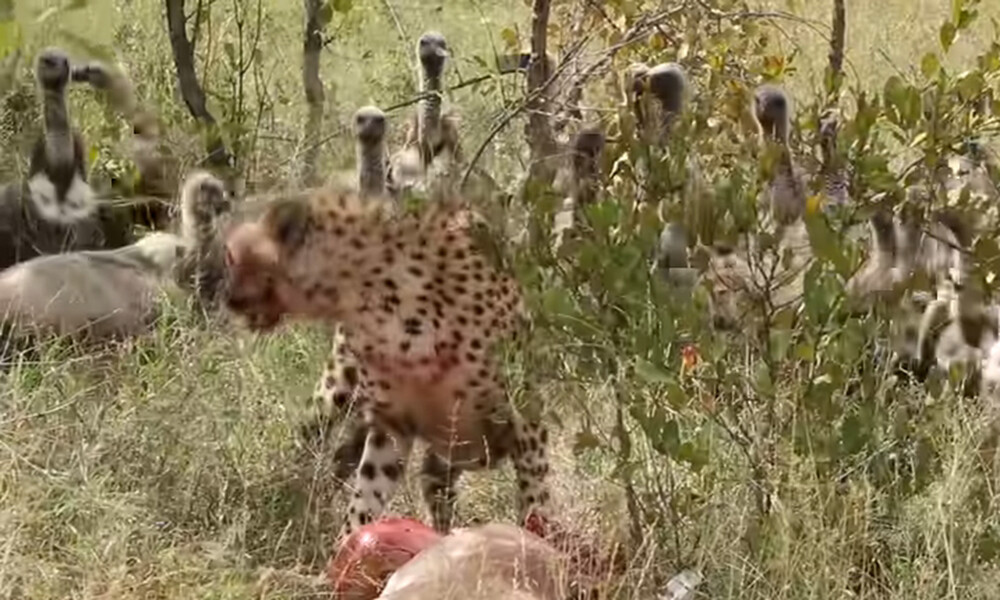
[762,0,999,96]
[2,0,1000,598]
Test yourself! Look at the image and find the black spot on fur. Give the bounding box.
[343,366,359,387]
[332,391,350,408]
[403,318,421,335]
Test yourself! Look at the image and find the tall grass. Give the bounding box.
[1,0,1000,598]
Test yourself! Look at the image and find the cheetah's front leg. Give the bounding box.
[420,452,464,532]
[511,414,553,524]
[301,325,367,480]
[347,426,412,532]
[310,324,362,420]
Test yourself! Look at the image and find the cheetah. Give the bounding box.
[302,105,390,480]
[223,187,552,533]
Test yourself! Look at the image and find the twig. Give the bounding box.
[524,0,558,188]
[828,0,845,86]
[379,0,416,88]
[300,0,326,186]
[695,0,828,31]
[563,6,688,98]
[459,36,591,190]
[460,6,686,190]
[382,70,523,113]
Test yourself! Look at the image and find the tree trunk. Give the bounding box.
[523,0,558,194]
[300,0,326,187]
[164,0,232,169]
[827,0,846,96]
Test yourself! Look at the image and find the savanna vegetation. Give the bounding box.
[2,0,1000,598]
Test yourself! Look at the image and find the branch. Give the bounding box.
[460,36,591,191]
[827,0,845,97]
[560,6,688,109]
[524,0,559,191]
[553,4,588,136]
[164,0,233,169]
[382,55,532,113]
[379,0,415,89]
[300,0,326,186]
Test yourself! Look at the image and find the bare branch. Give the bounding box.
[524,0,559,192]
[827,0,845,97]
[379,0,416,89]
[300,0,326,186]
[460,37,591,191]
[382,55,532,113]
[560,6,688,110]
[164,0,233,169]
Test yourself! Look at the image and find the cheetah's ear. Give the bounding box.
[264,197,310,251]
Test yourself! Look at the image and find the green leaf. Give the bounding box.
[665,379,686,409]
[920,52,941,80]
[677,439,709,471]
[769,327,792,363]
[754,361,774,397]
[35,6,59,23]
[839,413,868,455]
[955,71,984,102]
[823,64,843,97]
[572,430,602,456]
[794,341,815,361]
[56,27,116,63]
[0,20,20,58]
[635,358,674,385]
[223,41,237,66]
[951,0,965,24]
[883,76,907,115]
[940,21,957,52]
[332,0,353,13]
[804,210,851,277]
[658,419,681,456]
[318,1,334,25]
[956,8,979,30]
[499,27,519,51]
[539,286,575,318]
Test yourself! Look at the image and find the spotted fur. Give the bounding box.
[305,105,391,478]
[223,187,552,533]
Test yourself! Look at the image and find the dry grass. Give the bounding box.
[2,0,1000,598]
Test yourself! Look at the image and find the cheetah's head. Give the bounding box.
[223,198,314,332]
